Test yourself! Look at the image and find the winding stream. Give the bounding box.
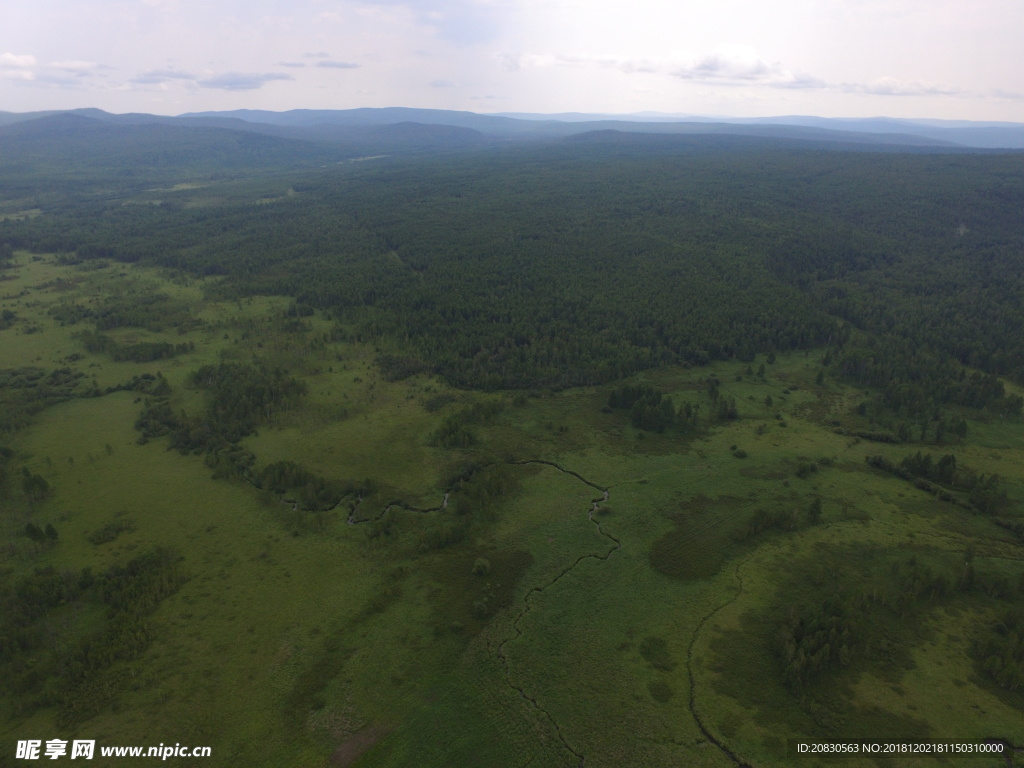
[281,458,758,767]
[495,461,620,768]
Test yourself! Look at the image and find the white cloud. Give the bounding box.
[1,52,37,69]
[665,46,820,87]
[197,72,294,90]
[1,0,1020,119]
[1,52,37,81]
[132,69,196,84]
[1,69,35,81]
[511,46,972,98]
[513,46,822,89]
[841,77,961,96]
[316,60,360,69]
[50,60,99,72]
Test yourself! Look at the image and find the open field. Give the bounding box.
[2,251,1023,768]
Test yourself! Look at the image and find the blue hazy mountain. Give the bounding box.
[3,106,1023,147]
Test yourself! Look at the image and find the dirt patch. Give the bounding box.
[329,726,389,766]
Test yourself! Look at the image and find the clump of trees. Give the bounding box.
[839,344,1023,423]
[24,522,59,547]
[254,460,366,512]
[131,365,361,516]
[75,330,194,363]
[900,451,958,484]
[186,363,307,442]
[49,292,199,332]
[777,595,860,692]
[977,604,1024,691]
[427,400,503,448]
[796,461,818,479]
[86,518,135,545]
[0,547,186,724]
[21,467,51,502]
[0,367,86,434]
[607,383,701,432]
[867,452,1011,516]
[59,547,187,724]
[776,549,1024,696]
[735,498,825,543]
[377,353,428,381]
[448,463,518,521]
[135,363,307,451]
[705,378,739,422]
[364,463,518,554]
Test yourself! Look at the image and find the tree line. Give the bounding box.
[0,547,186,724]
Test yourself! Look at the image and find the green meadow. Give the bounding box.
[2,251,1023,768]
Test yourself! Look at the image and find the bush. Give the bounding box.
[796,462,818,479]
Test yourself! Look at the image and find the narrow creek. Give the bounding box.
[495,460,620,768]
[282,458,755,767]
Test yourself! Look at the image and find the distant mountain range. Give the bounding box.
[497,112,1024,149]
[1,106,1023,150]
[1,107,1021,198]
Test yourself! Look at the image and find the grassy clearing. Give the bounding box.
[2,255,1023,767]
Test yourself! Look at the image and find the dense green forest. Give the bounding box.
[3,126,1024,767]
[4,135,1023,407]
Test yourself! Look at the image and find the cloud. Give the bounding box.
[509,46,817,87]
[279,62,307,68]
[197,72,294,90]
[841,77,961,96]
[316,60,360,69]
[50,60,99,72]
[1,52,37,69]
[510,46,968,98]
[1,52,37,81]
[592,46,822,88]
[430,79,455,87]
[132,69,196,85]
[665,46,817,87]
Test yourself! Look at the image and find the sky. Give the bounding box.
[2,0,1023,121]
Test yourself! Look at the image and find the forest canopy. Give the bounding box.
[3,135,1023,400]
